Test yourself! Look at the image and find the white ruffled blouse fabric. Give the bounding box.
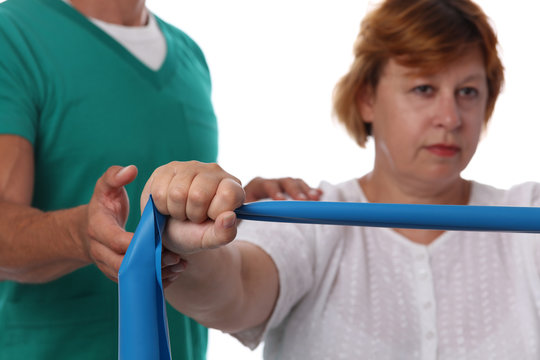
[234,179,540,360]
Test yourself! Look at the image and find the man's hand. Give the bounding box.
[244,177,322,202]
[86,165,137,282]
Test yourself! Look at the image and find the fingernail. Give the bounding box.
[309,189,320,198]
[275,192,286,199]
[116,165,132,178]
[170,262,186,273]
[223,213,236,228]
[162,252,179,266]
[298,193,307,200]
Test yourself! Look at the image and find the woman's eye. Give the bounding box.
[458,87,479,98]
[412,85,434,95]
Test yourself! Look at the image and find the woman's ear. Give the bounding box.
[357,87,375,123]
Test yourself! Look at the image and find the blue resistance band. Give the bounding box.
[119,196,171,360]
[235,201,540,233]
[119,200,540,360]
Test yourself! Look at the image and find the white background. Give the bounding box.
[2,0,538,359]
[141,1,540,359]
[144,0,540,191]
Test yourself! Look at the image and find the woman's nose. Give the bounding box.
[434,94,461,130]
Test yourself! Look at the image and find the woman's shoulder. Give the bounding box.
[471,180,540,207]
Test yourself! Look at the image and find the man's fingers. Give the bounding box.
[103,228,132,254]
[87,212,133,253]
[307,188,323,200]
[244,177,283,202]
[161,259,186,288]
[85,165,138,282]
[280,178,321,201]
[162,250,180,267]
[92,165,137,228]
[243,177,322,202]
[262,180,286,201]
[96,165,138,194]
[162,260,186,278]
[89,241,126,281]
[114,165,138,187]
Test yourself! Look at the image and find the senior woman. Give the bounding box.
[140,0,539,359]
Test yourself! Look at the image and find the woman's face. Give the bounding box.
[361,47,488,186]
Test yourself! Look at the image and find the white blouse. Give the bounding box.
[234,179,540,360]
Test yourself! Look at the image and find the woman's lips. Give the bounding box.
[425,144,460,157]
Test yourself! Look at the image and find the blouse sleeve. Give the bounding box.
[231,219,318,349]
[505,182,540,295]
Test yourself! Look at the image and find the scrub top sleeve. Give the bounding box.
[0,18,39,144]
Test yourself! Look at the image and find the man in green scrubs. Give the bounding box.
[0,0,320,358]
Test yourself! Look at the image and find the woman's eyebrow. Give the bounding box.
[460,73,486,83]
[453,73,487,89]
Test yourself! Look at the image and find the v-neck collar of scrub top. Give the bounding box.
[43,0,177,90]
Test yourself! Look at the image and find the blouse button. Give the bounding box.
[425,331,435,340]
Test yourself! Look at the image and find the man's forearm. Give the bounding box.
[0,201,91,283]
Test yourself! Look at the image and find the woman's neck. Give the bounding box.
[359,171,471,206]
[359,172,471,246]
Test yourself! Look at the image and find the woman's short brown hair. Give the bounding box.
[333,0,504,147]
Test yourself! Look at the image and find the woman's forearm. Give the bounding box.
[165,241,279,333]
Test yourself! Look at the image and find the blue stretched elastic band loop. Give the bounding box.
[118,195,171,360]
[119,199,540,359]
[235,201,540,233]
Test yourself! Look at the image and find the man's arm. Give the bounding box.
[0,135,136,283]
